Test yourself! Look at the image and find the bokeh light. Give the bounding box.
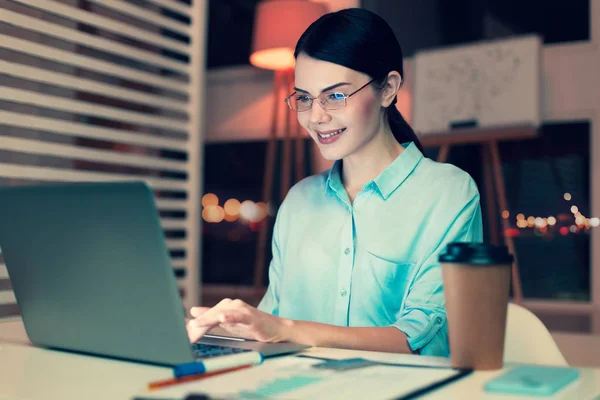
[527,216,536,227]
[204,205,225,223]
[224,199,241,216]
[571,205,579,214]
[239,200,258,221]
[202,193,219,208]
[224,212,239,223]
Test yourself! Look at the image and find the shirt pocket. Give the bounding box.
[366,251,416,294]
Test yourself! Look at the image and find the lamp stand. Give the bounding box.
[254,68,304,289]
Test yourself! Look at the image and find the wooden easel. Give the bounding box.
[254,68,304,289]
[420,124,538,304]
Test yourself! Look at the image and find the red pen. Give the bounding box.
[148,364,253,391]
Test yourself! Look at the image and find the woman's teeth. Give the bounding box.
[318,128,346,138]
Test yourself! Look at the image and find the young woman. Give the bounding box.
[187,8,482,357]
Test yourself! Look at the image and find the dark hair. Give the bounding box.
[294,8,424,154]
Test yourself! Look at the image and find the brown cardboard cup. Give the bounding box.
[440,243,513,370]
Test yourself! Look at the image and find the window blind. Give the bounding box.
[0,0,206,319]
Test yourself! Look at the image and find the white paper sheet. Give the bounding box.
[138,356,463,400]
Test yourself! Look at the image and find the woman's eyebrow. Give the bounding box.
[294,82,352,94]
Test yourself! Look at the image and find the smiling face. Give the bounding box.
[293,54,386,161]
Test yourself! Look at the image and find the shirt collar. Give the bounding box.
[325,142,424,200]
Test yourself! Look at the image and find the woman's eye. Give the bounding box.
[327,93,345,100]
[295,95,311,103]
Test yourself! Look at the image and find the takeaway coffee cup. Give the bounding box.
[439,242,514,370]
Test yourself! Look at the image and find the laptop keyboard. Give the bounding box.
[191,342,252,358]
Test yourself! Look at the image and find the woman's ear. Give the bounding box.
[380,71,402,107]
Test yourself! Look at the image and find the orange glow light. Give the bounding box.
[527,216,535,227]
[224,199,241,216]
[224,212,239,223]
[202,193,219,208]
[202,208,210,223]
[250,48,296,70]
[250,1,326,71]
[205,205,224,223]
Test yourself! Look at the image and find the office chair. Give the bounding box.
[504,303,568,366]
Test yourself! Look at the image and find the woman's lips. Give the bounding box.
[315,128,346,145]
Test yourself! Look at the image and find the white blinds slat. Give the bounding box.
[160,219,187,230]
[147,0,191,15]
[171,257,188,265]
[0,137,188,173]
[1,87,188,132]
[86,0,190,36]
[14,0,190,53]
[0,60,186,112]
[166,239,188,249]
[0,163,187,192]
[156,199,188,210]
[0,111,187,152]
[0,291,16,306]
[0,36,188,92]
[0,264,8,280]
[1,9,189,75]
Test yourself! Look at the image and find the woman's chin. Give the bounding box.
[319,148,345,161]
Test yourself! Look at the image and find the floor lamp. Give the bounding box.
[249,1,327,289]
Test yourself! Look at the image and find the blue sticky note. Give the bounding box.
[484,365,580,396]
[240,376,324,398]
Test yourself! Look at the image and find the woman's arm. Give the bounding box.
[188,299,414,353]
[283,319,415,353]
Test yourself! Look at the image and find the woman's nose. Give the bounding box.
[309,101,330,124]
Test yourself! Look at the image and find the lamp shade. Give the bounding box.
[250,0,327,70]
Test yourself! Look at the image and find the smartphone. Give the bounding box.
[484,365,580,396]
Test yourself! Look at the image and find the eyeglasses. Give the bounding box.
[285,79,376,112]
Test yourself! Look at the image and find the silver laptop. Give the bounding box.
[0,182,307,366]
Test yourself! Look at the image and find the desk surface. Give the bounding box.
[2,320,600,400]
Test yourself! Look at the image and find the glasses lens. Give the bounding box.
[288,94,312,112]
[322,92,346,110]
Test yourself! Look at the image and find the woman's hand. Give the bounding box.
[186,298,291,344]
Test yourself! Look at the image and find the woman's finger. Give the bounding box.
[220,309,252,325]
[187,319,211,343]
[190,306,210,317]
[192,309,252,327]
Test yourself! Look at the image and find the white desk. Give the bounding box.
[1,320,600,400]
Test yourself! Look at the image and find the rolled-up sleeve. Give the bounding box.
[392,192,483,356]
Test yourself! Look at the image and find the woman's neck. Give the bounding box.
[341,125,404,194]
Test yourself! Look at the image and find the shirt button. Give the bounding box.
[344,248,351,255]
[435,316,443,324]
[340,289,348,297]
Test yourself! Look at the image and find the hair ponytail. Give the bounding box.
[387,101,425,154]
